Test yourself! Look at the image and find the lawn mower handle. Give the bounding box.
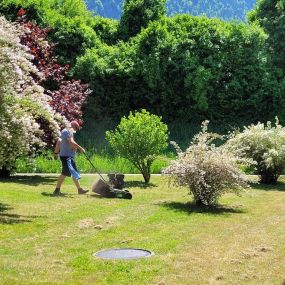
[82,152,108,183]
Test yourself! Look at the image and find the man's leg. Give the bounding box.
[72,177,88,194]
[56,174,66,188]
[69,158,88,195]
[72,177,81,189]
[53,174,66,195]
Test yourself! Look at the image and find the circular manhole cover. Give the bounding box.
[93,248,154,260]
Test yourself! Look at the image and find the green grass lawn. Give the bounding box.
[0,175,284,285]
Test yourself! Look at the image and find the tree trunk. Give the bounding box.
[142,171,150,184]
[259,172,279,184]
[195,198,204,206]
[0,167,11,178]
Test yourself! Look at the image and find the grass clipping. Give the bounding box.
[163,121,249,206]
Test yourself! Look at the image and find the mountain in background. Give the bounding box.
[85,0,257,21]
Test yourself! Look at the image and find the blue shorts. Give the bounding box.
[60,156,80,179]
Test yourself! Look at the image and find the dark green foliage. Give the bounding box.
[49,18,100,64]
[118,0,167,40]
[85,0,256,21]
[249,0,285,72]
[92,16,118,44]
[75,15,285,123]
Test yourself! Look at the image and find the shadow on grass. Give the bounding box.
[249,181,285,192]
[88,194,108,199]
[160,201,246,215]
[0,175,57,186]
[124,181,156,189]
[41,192,75,198]
[0,203,41,224]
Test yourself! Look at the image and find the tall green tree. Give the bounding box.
[118,0,166,40]
[249,0,285,71]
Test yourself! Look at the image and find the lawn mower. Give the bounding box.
[83,153,132,200]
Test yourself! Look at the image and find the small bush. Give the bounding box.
[225,119,285,184]
[163,121,248,206]
[106,109,169,183]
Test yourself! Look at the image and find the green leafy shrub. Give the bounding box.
[163,121,248,206]
[225,119,285,184]
[106,109,169,183]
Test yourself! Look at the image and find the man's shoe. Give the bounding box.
[53,188,61,196]
[78,188,89,195]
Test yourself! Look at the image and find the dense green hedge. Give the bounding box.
[1,0,284,124]
[75,15,285,122]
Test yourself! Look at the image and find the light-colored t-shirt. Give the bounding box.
[59,129,76,157]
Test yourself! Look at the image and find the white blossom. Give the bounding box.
[0,17,66,173]
[225,118,285,183]
[163,121,249,206]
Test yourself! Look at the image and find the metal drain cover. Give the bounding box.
[93,248,153,260]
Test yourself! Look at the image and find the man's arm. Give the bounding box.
[67,137,85,153]
[54,138,61,160]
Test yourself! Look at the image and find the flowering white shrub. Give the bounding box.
[225,119,285,184]
[163,121,248,206]
[0,17,66,176]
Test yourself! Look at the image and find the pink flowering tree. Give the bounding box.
[18,12,90,130]
[0,16,66,177]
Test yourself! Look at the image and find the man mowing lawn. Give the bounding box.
[53,120,88,195]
